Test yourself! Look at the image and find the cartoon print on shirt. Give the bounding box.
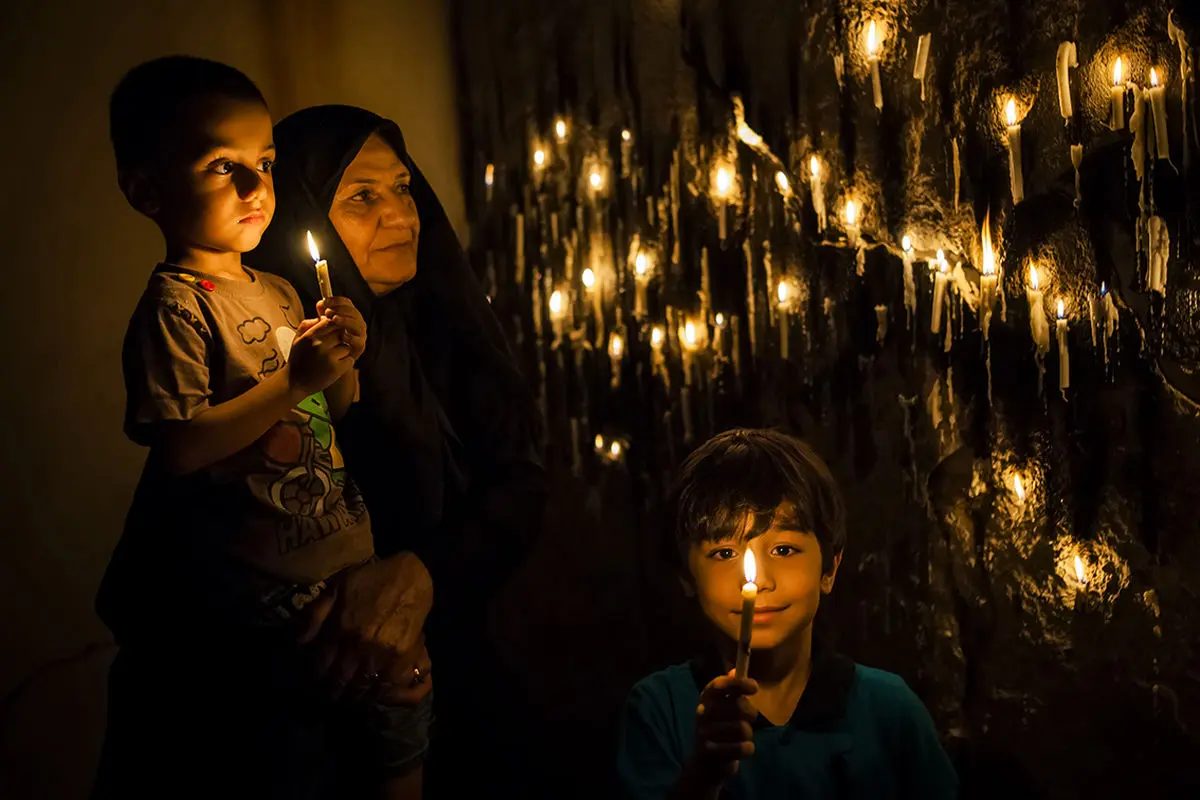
[238,316,271,344]
[258,349,282,379]
[279,303,302,328]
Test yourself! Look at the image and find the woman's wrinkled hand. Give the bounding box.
[298,552,433,701]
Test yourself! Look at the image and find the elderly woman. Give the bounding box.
[250,105,547,793]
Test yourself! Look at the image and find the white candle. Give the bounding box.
[809,156,827,233]
[620,129,633,179]
[1056,42,1078,122]
[1027,265,1051,355]
[715,166,732,242]
[1006,99,1024,204]
[902,236,916,328]
[734,550,758,680]
[634,251,650,319]
[306,231,333,302]
[1056,300,1070,393]
[856,242,866,277]
[582,267,603,345]
[484,163,494,204]
[650,325,668,387]
[866,21,883,111]
[980,217,998,340]
[777,280,791,360]
[931,251,949,335]
[713,312,726,359]
[1147,215,1169,294]
[1110,57,1126,130]
[608,331,624,388]
[875,304,889,345]
[1149,68,1170,160]
[913,33,931,102]
[549,289,566,346]
[844,199,860,247]
[1130,83,1148,183]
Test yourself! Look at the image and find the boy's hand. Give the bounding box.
[687,670,758,787]
[317,297,367,361]
[287,317,353,396]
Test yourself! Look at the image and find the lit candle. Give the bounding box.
[609,440,623,462]
[1110,57,1125,130]
[1006,99,1024,204]
[775,170,791,197]
[980,217,998,340]
[620,128,633,179]
[777,279,792,360]
[533,147,547,190]
[1056,42,1078,122]
[633,251,651,319]
[714,312,727,358]
[555,117,568,142]
[1147,215,1169,294]
[1014,474,1026,503]
[809,156,826,233]
[734,549,758,680]
[715,166,733,242]
[875,304,889,345]
[484,163,494,203]
[844,199,860,247]
[1149,68,1170,160]
[549,288,566,345]
[1056,299,1070,394]
[931,250,949,335]
[895,237,915,331]
[306,231,333,302]
[1027,265,1051,355]
[866,21,883,111]
[608,331,624,388]
[583,266,604,344]
[913,33,931,102]
[680,319,699,442]
[650,324,668,386]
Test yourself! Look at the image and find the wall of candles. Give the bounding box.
[456,0,1199,795]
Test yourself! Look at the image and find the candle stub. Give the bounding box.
[734,550,758,680]
[1056,42,1078,121]
[306,231,334,302]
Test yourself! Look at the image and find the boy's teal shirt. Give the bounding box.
[617,649,958,799]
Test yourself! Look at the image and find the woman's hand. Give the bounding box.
[374,635,433,706]
[317,296,367,361]
[299,552,433,701]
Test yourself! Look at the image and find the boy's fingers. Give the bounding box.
[704,674,758,697]
[701,720,754,743]
[296,317,332,341]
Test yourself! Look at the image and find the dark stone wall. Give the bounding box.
[454,0,1200,796]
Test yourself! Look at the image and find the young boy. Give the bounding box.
[618,428,958,799]
[94,56,429,798]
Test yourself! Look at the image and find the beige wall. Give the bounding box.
[0,1,460,796]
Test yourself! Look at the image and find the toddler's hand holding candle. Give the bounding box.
[307,231,333,303]
[734,549,758,680]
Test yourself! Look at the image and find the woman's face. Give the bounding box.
[329,132,420,295]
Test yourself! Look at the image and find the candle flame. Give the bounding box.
[609,332,624,358]
[1014,475,1026,501]
[1030,264,1040,290]
[533,149,546,167]
[555,118,568,141]
[1150,67,1160,88]
[683,320,698,348]
[1113,56,1123,86]
[594,434,604,451]
[845,199,858,226]
[651,325,665,349]
[809,156,821,179]
[716,166,733,196]
[610,440,622,458]
[981,214,995,276]
[1074,554,1086,584]
[1006,98,1018,127]
[777,280,790,305]
[1100,281,1108,295]
[484,163,494,187]
[937,249,948,273]
[621,128,632,142]
[582,267,596,289]
[737,121,763,147]
[306,231,321,262]
[549,289,564,317]
[775,171,791,194]
[715,312,726,328]
[635,252,648,276]
[743,548,757,585]
[866,21,879,56]
[589,169,604,190]
[902,235,912,253]
[1057,298,1066,319]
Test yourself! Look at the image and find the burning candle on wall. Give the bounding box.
[844,199,860,247]
[809,156,826,233]
[555,117,568,142]
[484,163,494,203]
[650,324,668,386]
[775,170,791,198]
[549,288,566,345]
[1006,99,1025,204]
[1056,42,1078,122]
[1027,265,1051,355]
[777,279,793,360]
[1056,299,1071,394]
[582,266,604,344]
[866,21,883,111]
[734,550,758,679]
[715,165,733,242]
[608,330,624,388]
[1110,57,1126,130]
[633,250,652,319]
[1149,68,1170,160]
[931,250,949,335]
[713,312,727,358]
[980,217,998,340]
[306,231,333,302]
[620,128,633,178]
[902,236,916,328]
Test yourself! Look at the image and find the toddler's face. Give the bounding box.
[685,503,840,652]
[156,96,276,255]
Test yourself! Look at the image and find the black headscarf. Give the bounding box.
[250,105,545,603]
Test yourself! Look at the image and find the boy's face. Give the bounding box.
[139,96,275,254]
[685,503,841,652]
